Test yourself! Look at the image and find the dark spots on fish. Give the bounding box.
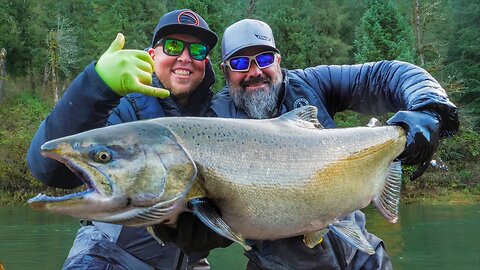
[126,197,131,206]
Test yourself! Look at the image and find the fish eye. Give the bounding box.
[94,148,112,163]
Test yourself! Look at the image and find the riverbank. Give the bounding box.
[401,188,480,205]
[2,186,479,207]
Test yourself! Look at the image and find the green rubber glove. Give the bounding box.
[95,33,170,98]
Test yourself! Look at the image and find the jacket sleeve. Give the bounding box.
[27,62,122,188]
[302,60,459,138]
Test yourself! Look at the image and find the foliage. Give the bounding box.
[0,0,479,204]
[442,0,480,131]
[354,0,415,62]
[253,0,354,69]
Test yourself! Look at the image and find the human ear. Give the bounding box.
[148,48,155,59]
[220,63,225,74]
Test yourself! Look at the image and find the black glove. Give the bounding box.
[387,110,441,180]
[151,212,232,255]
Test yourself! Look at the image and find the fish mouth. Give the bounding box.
[40,146,108,199]
[27,142,128,219]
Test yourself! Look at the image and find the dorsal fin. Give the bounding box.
[367,118,382,127]
[277,105,324,129]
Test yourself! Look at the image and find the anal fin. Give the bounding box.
[304,229,329,248]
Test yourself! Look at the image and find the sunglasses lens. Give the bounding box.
[229,57,250,71]
[163,39,184,56]
[256,52,275,68]
[189,43,208,60]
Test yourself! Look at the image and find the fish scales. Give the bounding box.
[155,116,405,239]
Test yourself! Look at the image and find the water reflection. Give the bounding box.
[0,205,479,269]
[364,204,480,270]
[0,207,77,269]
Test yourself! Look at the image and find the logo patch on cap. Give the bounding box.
[254,34,271,41]
[177,10,200,26]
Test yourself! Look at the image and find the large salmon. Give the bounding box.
[28,106,406,254]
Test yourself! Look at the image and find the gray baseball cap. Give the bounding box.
[221,19,279,61]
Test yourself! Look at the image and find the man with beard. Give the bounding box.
[210,19,459,269]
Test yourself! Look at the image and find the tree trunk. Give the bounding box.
[47,30,59,102]
[413,0,425,66]
[246,0,256,17]
[0,48,6,95]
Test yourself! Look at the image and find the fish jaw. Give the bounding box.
[28,121,200,226]
[28,190,128,220]
[27,140,130,220]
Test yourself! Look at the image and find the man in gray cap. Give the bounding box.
[27,9,231,270]
[210,19,459,269]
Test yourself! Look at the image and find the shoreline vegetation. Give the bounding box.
[2,187,479,207]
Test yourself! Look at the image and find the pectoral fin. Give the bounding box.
[328,220,375,255]
[304,229,329,248]
[188,198,251,251]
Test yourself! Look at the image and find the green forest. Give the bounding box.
[0,0,479,205]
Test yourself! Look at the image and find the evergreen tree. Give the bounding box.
[254,0,353,69]
[445,0,480,130]
[354,0,415,62]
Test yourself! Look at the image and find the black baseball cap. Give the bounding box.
[151,9,218,49]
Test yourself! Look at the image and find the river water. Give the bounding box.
[0,204,479,270]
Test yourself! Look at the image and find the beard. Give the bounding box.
[227,69,283,119]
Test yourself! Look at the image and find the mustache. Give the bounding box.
[240,76,270,88]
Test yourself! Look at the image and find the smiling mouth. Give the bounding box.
[246,82,267,87]
[173,69,192,76]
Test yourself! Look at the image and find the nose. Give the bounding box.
[245,60,262,78]
[177,47,192,63]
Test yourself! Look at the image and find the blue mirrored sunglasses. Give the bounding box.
[225,51,276,72]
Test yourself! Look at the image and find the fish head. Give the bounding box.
[28,121,197,226]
